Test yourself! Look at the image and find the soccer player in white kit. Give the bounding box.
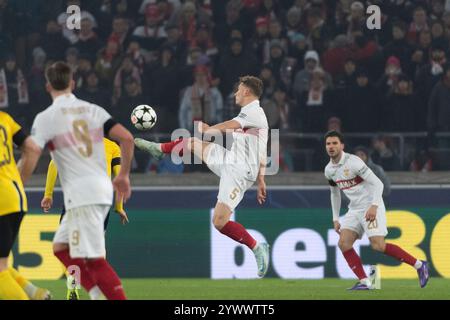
[324,131,429,290]
[29,62,134,299]
[135,76,270,277]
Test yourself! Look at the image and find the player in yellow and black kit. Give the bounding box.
[0,111,51,300]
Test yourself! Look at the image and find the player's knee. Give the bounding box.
[370,241,385,252]
[338,239,353,252]
[212,215,227,230]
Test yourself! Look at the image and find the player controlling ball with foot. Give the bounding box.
[135,76,270,277]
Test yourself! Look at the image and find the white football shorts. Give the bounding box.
[205,143,254,210]
[340,205,388,239]
[53,204,110,258]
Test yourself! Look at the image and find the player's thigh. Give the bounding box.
[53,211,70,245]
[340,212,364,240]
[217,170,254,211]
[360,206,388,239]
[188,138,211,161]
[204,143,226,177]
[66,205,110,259]
[0,212,24,258]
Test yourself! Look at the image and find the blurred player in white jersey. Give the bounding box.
[135,76,270,277]
[29,62,134,300]
[324,131,429,290]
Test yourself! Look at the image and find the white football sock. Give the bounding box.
[89,286,104,300]
[414,260,423,270]
[24,283,38,299]
[252,242,260,254]
[361,278,372,287]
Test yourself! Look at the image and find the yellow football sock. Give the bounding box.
[0,270,29,300]
[8,267,30,288]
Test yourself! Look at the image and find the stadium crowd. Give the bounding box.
[2,0,450,172]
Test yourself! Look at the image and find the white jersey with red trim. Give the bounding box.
[229,100,268,181]
[324,152,377,210]
[31,93,113,210]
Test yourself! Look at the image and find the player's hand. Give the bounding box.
[115,209,129,225]
[41,197,53,213]
[333,221,341,234]
[365,205,378,222]
[113,174,131,203]
[257,180,267,205]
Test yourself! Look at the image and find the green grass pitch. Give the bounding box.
[33,279,450,300]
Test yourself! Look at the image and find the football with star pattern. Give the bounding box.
[130,105,157,130]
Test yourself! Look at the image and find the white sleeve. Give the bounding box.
[330,186,341,222]
[364,170,384,207]
[351,156,372,180]
[326,170,341,222]
[350,156,383,206]
[233,109,257,129]
[30,113,51,150]
[93,105,112,126]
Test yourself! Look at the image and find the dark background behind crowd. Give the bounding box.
[2,0,450,173]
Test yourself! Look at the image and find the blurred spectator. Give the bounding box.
[406,6,429,45]
[39,20,71,62]
[214,0,251,44]
[216,37,258,98]
[146,45,180,131]
[286,6,302,40]
[171,1,210,43]
[415,41,447,130]
[287,33,307,69]
[261,83,289,130]
[95,39,122,84]
[296,68,334,132]
[163,23,189,64]
[407,29,432,77]
[132,4,168,51]
[266,39,296,89]
[306,7,330,55]
[293,50,332,97]
[0,54,29,126]
[342,68,379,133]
[376,55,402,98]
[115,76,147,132]
[126,41,146,74]
[109,15,131,51]
[354,146,392,198]
[190,23,218,62]
[322,34,352,78]
[430,0,446,20]
[178,65,223,131]
[371,136,402,171]
[383,74,417,132]
[383,21,413,72]
[77,71,110,111]
[113,55,141,105]
[57,0,97,45]
[427,63,450,132]
[28,47,49,124]
[75,17,104,61]
[430,19,448,51]
[250,16,271,64]
[346,1,366,37]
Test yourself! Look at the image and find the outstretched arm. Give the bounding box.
[200,120,242,134]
